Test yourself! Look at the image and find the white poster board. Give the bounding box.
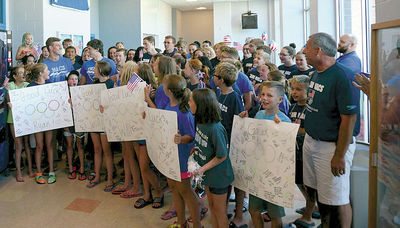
[230,115,299,208]
[101,83,147,142]
[69,84,106,132]
[9,81,73,137]
[144,107,181,182]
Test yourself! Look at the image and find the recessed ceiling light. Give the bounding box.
[196,7,206,10]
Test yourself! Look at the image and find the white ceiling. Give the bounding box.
[162,0,248,11]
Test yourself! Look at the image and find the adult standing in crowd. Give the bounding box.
[142,36,158,63]
[163,35,178,57]
[42,37,74,83]
[302,32,357,228]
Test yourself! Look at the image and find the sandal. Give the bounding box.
[295,207,321,219]
[104,183,116,192]
[35,173,46,184]
[87,180,100,188]
[68,170,77,179]
[88,172,96,181]
[188,207,208,222]
[134,197,153,209]
[78,171,87,181]
[167,221,188,228]
[120,190,143,198]
[161,210,177,220]
[48,172,56,184]
[152,195,164,209]
[112,186,129,195]
[229,221,248,228]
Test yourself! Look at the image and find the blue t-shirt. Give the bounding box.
[42,56,74,83]
[337,51,361,76]
[163,48,178,57]
[254,110,291,123]
[165,103,195,173]
[210,71,254,96]
[80,57,118,85]
[304,62,358,141]
[279,64,298,79]
[155,85,170,110]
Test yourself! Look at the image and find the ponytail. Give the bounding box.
[165,74,190,113]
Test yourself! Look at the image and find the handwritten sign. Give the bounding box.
[101,84,147,142]
[230,116,299,208]
[144,107,181,182]
[9,81,73,137]
[70,84,106,132]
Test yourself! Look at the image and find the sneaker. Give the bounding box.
[48,172,56,184]
[35,173,46,184]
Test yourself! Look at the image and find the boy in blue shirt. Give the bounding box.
[240,81,290,228]
[42,37,74,83]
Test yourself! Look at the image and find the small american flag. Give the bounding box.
[233,41,242,50]
[261,32,268,41]
[127,72,143,92]
[139,50,143,60]
[268,40,278,52]
[223,35,232,46]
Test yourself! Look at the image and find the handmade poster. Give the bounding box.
[9,81,73,137]
[144,107,181,182]
[230,115,299,208]
[101,83,147,142]
[69,84,106,132]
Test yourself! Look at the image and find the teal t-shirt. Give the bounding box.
[193,122,234,188]
[304,63,357,142]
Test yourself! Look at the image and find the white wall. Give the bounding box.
[141,0,172,50]
[375,0,400,23]
[98,0,141,52]
[42,1,91,53]
[8,0,43,64]
[181,10,213,44]
[90,0,100,39]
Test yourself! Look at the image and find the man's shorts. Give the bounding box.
[249,194,285,218]
[303,134,355,205]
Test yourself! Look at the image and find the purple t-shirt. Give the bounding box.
[165,103,195,173]
[155,85,170,109]
[42,56,74,83]
[80,57,118,85]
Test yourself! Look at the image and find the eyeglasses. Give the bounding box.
[214,74,222,79]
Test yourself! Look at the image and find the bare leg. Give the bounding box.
[90,133,102,184]
[177,178,201,228]
[34,132,44,173]
[232,187,246,226]
[10,124,23,181]
[138,145,161,200]
[76,137,85,174]
[65,131,74,174]
[206,186,228,228]
[23,135,34,177]
[44,130,54,172]
[297,184,317,224]
[100,134,113,185]
[125,142,141,192]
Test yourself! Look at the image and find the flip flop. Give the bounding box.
[78,172,87,181]
[87,180,100,188]
[48,172,56,184]
[188,207,208,222]
[112,186,129,195]
[35,173,46,184]
[293,218,315,227]
[104,183,116,192]
[120,190,143,198]
[152,195,164,209]
[295,207,321,219]
[88,172,96,181]
[229,221,248,228]
[16,176,24,182]
[161,210,177,220]
[134,197,153,209]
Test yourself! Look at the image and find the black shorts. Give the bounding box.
[208,186,229,195]
[295,135,305,185]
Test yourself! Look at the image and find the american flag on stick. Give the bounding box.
[3,77,9,87]
[127,72,143,92]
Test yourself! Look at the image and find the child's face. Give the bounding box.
[188,45,196,55]
[40,66,50,80]
[87,46,98,58]
[14,68,25,82]
[188,93,197,114]
[109,48,117,61]
[295,54,308,69]
[82,49,92,61]
[115,52,126,64]
[259,65,270,81]
[153,58,160,76]
[27,56,35,65]
[205,50,212,59]
[194,50,203,59]
[183,62,193,79]
[63,41,73,50]
[68,74,79,86]
[213,72,222,87]
[127,50,135,60]
[259,86,282,111]
[25,35,33,45]
[253,55,265,67]
[279,48,291,64]
[291,82,308,103]
[42,48,49,58]
[65,48,76,60]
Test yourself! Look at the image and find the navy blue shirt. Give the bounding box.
[217,91,245,140]
[242,57,253,74]
[289,68,315,78]
[279,64,298,79]
[304,63,357,141]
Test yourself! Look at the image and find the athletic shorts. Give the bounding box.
[303,134,355,205]
[249,194,286,218]
[208,186,229,195]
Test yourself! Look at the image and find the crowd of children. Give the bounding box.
[4,31,359,228]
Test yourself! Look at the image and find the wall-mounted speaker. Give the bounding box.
[242,11,258,29]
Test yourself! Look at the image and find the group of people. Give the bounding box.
[4,30,364,228]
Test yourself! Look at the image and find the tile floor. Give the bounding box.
[0,157,320,228]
